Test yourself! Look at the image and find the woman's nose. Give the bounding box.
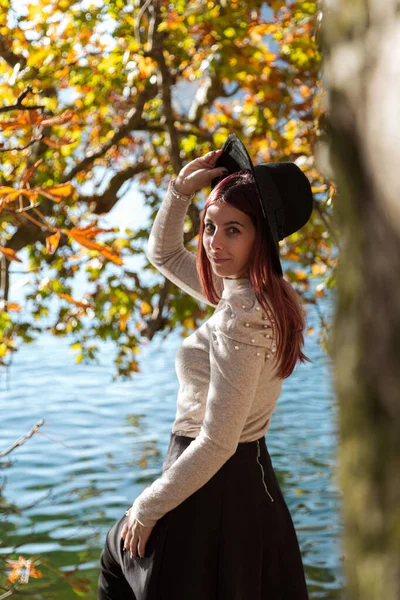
[210,232,224,251]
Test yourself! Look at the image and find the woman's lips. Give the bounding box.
[211,258,229,264]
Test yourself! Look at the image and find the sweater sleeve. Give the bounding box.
[146,180,223,307]
[128,296,276,527]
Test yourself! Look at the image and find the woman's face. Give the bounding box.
[202,202,256,279]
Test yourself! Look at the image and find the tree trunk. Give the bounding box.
[321,1,400,598]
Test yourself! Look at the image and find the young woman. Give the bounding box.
[98,136,313,599]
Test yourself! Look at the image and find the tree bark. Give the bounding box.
[321,1,400,598]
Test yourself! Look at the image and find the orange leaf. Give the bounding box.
[0,246,23,262]
[119,312,131,332]
[131,360,139,372]
[46,230,61,253]
[40,110,75,126]
[67,232,123,265]
[21,159,43,188]
[295,269,308,281]
[285,251,300,262]
[98,246,123,266]
[69,224,114,239]
[6,556,43,585]
[37,182,74,202]
[8,303,22,312]
[56,293,94,309]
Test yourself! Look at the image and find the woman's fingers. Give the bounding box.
[121,518,149,560]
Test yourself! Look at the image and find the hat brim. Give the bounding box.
[210,134,283,275]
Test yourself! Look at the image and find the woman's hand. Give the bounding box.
[174,148,228,196]
[121,508,154,559]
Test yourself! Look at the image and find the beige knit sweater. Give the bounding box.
[129,181,283,527]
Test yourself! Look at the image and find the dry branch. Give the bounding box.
[0,419,45,458]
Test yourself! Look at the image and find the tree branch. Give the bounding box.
[0,419,45,458]
[147,2,182,174]
[0,35,27,69]
[61,82,158,182]
[82,161,151,214]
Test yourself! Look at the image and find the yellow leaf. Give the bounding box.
[223,27,236,38]
[140,301,152,316]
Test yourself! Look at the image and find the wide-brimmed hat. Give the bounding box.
[210,134,314,275]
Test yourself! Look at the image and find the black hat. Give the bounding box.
[210,134,314,275]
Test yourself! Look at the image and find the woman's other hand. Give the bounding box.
[174,149,228,196]
[121,508,154,560]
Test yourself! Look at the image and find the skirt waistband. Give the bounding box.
[169,432,267,457]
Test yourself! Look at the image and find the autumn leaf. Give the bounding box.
[69,224,115,239]
[7,302,22,312]
[6,556,43,585]
[21,159,43,188]
[131,360,139,372]
[0,246,23,262]
[42,136,75,149]
[67,231,123,265]
[40,109,75,126]
[119,312,131,332]
[37,182,74,202]
[285,251,300,262]
[295,269,308,281]
[56,293,94,309]
[46,230,61,253]
[140,301,152,316]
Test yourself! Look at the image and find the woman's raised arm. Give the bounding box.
[146,150,227,306]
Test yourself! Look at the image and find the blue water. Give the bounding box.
[0,299,344,598]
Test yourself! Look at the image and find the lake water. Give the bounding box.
[0,298,345,598]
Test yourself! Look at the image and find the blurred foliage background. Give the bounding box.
[0,0,333,380]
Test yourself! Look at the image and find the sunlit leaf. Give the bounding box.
[56,292,94,309]
[0,246,23,262]
[46,230,61,253]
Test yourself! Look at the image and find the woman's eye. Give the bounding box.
[205,224,239,235]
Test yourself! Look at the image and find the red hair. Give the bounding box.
[196,170,311,379]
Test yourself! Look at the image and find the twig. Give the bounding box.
[0,419,45,458]
[0,135,44,153]
[0,85,46,114]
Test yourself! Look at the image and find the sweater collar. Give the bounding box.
[222,276,252,297]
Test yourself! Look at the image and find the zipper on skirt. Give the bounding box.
[256,440,275,502]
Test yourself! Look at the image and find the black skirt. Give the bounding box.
[98,432,309,599]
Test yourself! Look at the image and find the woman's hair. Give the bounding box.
[196,170,311,379]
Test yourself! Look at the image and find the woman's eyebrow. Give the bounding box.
[204,219,244,227]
